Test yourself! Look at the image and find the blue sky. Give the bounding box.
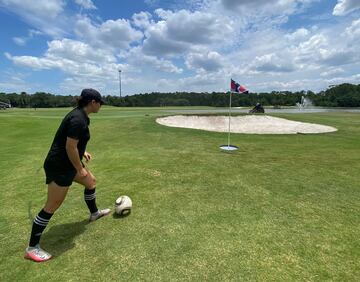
[0,0,359,95]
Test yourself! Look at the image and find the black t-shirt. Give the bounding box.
[44,107,90,171]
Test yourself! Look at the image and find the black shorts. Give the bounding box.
[44,161,77,187]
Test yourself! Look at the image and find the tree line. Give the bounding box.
[1,83,359,108]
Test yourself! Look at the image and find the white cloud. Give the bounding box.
[251,53,296,73]
[125,48,183,74]
[132,11,153,29]
[345,18,360,39]
[221,0,319,10]
[0,0,64,19]
[74,0,96,10]
[0,0,66,36]
[75,16,143,50]
[8,50,127,94]
[219,0,313,16]
[46,39,116,64]
[4,27,181,95]
[179,72,228,92]
[5,39,121,76]
[142,9,233,56]
[318,48,358,66]
[320,68,344,77]
[294,34,328,63]
[286,28,310,42]
[12,29,42,46]
[29,29,42,37]
[333,0,360,16]
[0,70,31,92]
[59,75,122,95]
[254,78,324,92]
[157,9,233,44]
[7,54,63,70]
[222,0,277,9]
[142,21,190,56]
[13,37,26,46]
[0,81,30,92]
[292,28,360,68]
[6,39,117,71]
[153,72,225,93]
[186,51,223,72]
[144,0,158,6]
[325,73,360,86]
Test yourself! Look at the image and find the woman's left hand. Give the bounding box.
[84,151,92,162]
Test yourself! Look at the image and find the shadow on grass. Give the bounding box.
[41,219,88,257]
[112,211,131,219]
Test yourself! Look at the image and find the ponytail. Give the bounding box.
[76,96,89,108]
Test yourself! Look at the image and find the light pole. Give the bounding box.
[118,69,122,98]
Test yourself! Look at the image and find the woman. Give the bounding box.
[25,88,110,262]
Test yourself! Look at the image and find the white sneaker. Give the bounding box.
[24,244,52,262]
[89,208,111,222]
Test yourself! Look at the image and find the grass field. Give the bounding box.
[1,107,359,281]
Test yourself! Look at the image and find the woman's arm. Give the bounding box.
[66,137,87,177]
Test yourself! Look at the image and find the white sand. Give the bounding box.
[156,115,337,134]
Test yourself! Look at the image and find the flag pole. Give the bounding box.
[219,79,239,151]
[227,90,232,148]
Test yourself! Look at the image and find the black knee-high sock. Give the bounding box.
[29,209,53,247]
[84,188,98,214]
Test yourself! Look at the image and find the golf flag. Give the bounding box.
[231,79,248,93]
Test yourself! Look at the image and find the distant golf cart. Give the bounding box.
[249,103,265,113]
[0,101,11,110]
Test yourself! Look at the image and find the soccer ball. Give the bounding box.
[115,195,132,215]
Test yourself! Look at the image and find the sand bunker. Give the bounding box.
[156,115,337,134]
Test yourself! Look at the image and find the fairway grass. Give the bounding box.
[1,107,359,281]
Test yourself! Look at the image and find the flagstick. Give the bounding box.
[219,80,239,151]
[227,91,232,148]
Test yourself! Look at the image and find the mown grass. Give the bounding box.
[0,107,359,281]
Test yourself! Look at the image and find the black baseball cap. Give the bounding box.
[80,88,104,105]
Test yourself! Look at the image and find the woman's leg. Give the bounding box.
[44,182,69,213]
[25,182,69,262]
[74,169,110,221]
[74,168,96,190]
[30,182,69,246]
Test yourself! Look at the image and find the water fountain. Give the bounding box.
[296,95,313,110]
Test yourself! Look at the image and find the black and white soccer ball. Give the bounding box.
[115,195,132,215]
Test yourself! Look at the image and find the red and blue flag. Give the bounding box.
[231,79,248,93]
